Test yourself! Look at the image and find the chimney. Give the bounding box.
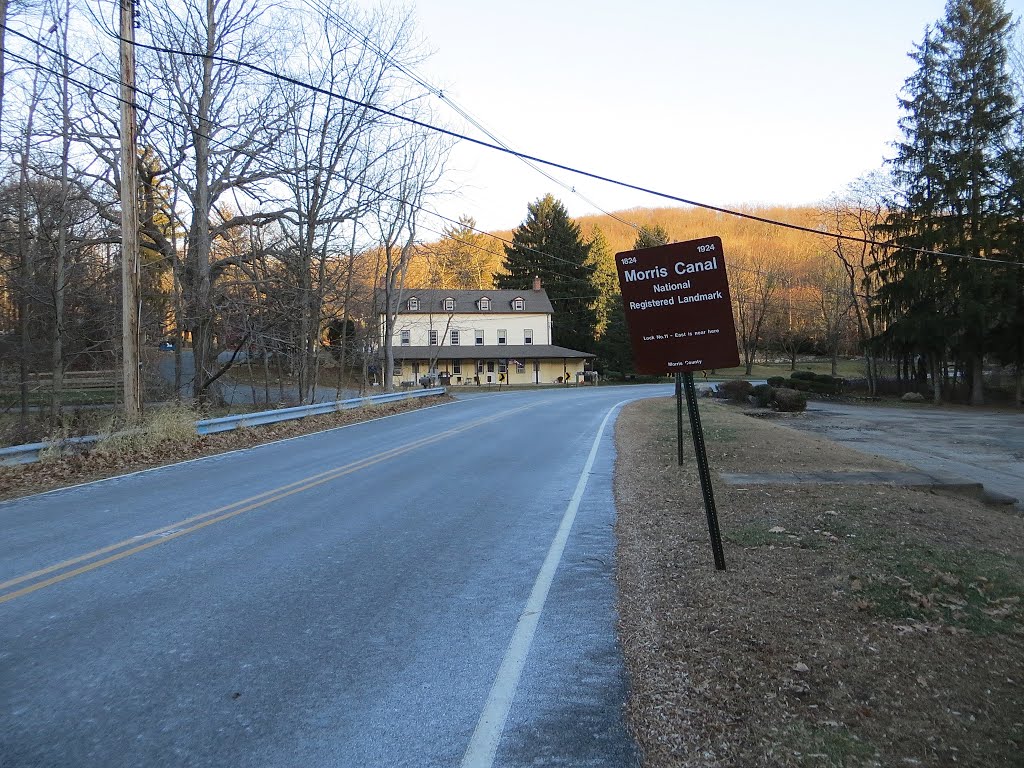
[532,275,542,292]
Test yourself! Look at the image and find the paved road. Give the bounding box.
[791,400,1024,507]
[1,385,670,767]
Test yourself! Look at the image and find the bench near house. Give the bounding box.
[379,277,595,387]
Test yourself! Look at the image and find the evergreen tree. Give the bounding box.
[633,224,670,249]
[877,0,1018,404]
[595,223,671,376]
[497,194,598,352]
[992,84,1024,403]
[597,299,634,377]
[588,226,617,335]
[429,215,494,289]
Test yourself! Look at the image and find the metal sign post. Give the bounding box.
[683,372,726,570]
[675,373,684,466]
[614,236,739,571]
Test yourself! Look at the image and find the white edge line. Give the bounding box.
[0,399,460,508]
[459,398,632,768]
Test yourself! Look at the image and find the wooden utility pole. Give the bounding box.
[119,0,141,418]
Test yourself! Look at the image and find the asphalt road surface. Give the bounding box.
[1,385,671,767]
[792,400,1024,507]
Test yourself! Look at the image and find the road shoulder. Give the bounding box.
[614,397,1024,766]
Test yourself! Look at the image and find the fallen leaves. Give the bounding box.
[0,396,451,501]
[614,397,1024,768]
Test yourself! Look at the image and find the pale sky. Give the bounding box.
[407,0,1024,233]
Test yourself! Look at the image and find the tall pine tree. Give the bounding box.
[633,224,670,250]
[497,194,598,352]
[878,0,1018,404]
[596,224,671,376]
[588,226,617,335]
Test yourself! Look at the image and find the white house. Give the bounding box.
[378,278,595,386]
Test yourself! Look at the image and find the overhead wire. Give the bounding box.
[4,19,876,373]
[88,23,1024,268]
[4,24,601,287]
[300,0,645,233]
[8,18,1021,274]
[5,37,600,305]
[2,36,910,312]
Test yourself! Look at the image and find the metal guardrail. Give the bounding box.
[0,435,101,466]
[195,388,445,434]
[0,388,446,466]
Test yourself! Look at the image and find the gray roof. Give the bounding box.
[391,344,594,360]
[382,288,554,315]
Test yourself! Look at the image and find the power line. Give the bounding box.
[94,24,1023,268]
[3,25,153,118]
[5,32,599,292]
[302,0,644,233]
[409,222,595,292]
[3,38,984,306]
[9,20,1020,272]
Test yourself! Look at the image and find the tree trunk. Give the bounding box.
[191,0,217,404]
[173,267,183,397]
[52,6,72,419]
[276,354,285,403]
[17,71,41,422]
[0,0,8,142]
[970,355,984,406]
[337,228,357,391]
[262,344,271,405]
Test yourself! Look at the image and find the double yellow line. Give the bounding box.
[0,403,537,605]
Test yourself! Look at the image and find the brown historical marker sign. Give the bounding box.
[615,236,739,374]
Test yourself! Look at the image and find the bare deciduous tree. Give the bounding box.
[140,0,289,402]
[728,231,785,375]
[822,173,892,397]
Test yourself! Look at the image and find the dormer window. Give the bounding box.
[478,297,491,311]
[512,297,525,311]
[407,297,419,311]
[443,297,456,312]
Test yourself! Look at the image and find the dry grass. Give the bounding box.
[89,402,202,457]
[0,396,451,502]
[614,398,1024,767]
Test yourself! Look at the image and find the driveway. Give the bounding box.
[155,350,359,405]
[789,400,1024,508]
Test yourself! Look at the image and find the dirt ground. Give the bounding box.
[614,397,1024,767]
[0,396,451,502]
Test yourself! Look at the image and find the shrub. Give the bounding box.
[805,375,845,395]
[750,383,775,407]
[94,403,200,456]
[774,387,807,412]
[790,370,817,381]
[719,379,754,403]
[766,376,786,388]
